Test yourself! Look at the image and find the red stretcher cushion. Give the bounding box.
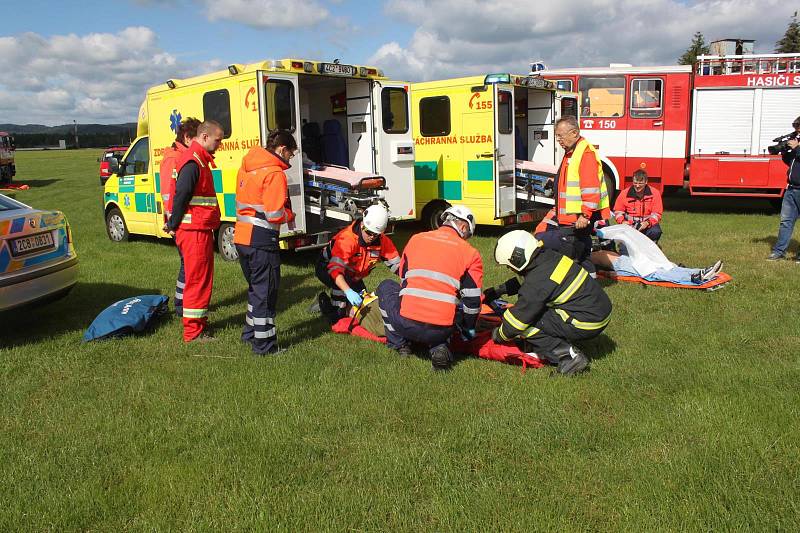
[597,271,732,291]
[330,316,545,371]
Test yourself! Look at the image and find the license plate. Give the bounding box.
[319,63,356,76]
[11,232,55,257]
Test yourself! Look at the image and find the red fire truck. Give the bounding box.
[0,132,15,184]
[540,52,800,201]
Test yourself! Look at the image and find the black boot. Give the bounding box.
[552,345,589,376]
[317,292,338,325]
[430,344,453,371]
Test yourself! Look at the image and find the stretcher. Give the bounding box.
[515,159,556,199]
[330,295,546,371]
[303,164,386,222]
[0,182,29,192]
[597,270,732,291]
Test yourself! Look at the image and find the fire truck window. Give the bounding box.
[123,137,149,175]
[498,90,513,134]
[578,76,625,118]
[265,80,296,133]
[202,89,232,139]
[561,97,578,119]
[555,79,573,91]
[419,96,451,137]
[630,79,663,118]
[382,87,409,134]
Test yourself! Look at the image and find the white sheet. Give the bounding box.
[596,224,675,277]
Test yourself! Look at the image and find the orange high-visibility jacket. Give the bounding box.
[322,221,400,281]
[613,184,663,226]
[399,225,483,328]
[174,141,220,231]
[233,146,295,250]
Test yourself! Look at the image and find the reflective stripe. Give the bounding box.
[404,269,460,289]
[253,328,277,339]
[399,287,460,305]
[236,201,284,218]
[189,196,218,206]
[176,281,186,289]
[553,268,588,305]
[331,289,344,296]
[583,201,599,209]
[379,308,389,318]
[559,193,582,201]
[245,316,254,326]
[328,257,354,271]
[182,214,193,224]
[463,305,480,315]
[251,317,275,326]
[498,326,510,341]
[581,187,600,194]
[237,215,281,231]
[555,308,610,330]
[523,326,541,338]
[247,304,253,312]
[183,308,207,318]
[550,255,573,284]
[503,309,528,330]
[383,322,396,332]
[545,218,559,227]
[460,288,481,297]
[162,193,171,201]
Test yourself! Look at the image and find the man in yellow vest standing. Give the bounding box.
[534,116,611,271]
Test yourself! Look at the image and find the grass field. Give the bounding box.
[1,149,799,531]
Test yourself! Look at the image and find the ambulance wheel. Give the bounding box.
[217,223,239,262]
[422,201,449,231]
[105,207,130,242]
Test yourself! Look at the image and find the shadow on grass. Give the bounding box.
[20,178,62,188]
[0,282,165,349]
[663,190,778,215]
[751,235,800,252]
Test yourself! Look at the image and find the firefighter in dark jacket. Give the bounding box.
[485,230,612,375]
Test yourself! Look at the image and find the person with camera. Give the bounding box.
[767,117,800,262]
[612,169,663,243]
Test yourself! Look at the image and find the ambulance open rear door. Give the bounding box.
[258,71,305,235]
[372,82,415,220]
[494,84,515,217]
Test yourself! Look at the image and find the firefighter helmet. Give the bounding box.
[441,205,476,239]
[494,230,541,272]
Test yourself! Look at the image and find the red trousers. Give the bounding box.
[175,228,214,341]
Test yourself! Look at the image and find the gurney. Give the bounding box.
[303,164,386,222]
[515,159,556,199]
[330,294,546,371]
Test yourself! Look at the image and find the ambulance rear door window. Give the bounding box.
[419,96,451,137]
[265,80,296,133]
[382,87,409,134]
[203,89,232,138]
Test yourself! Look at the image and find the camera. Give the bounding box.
[768,131,799,155]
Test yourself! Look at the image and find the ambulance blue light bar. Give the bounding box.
[484,73,511,84]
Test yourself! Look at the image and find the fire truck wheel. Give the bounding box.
[603,171,617,205]
[105,207,130,242]
[217,223,239,262]
[422,201,450,231]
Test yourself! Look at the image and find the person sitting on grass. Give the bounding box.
[612,169,664,243]
[592,223,722,285]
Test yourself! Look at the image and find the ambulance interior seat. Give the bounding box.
[302,121,323,163]
[515,127,527,160]
[321,119,349,167]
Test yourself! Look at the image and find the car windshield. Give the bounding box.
[0,195,25,212]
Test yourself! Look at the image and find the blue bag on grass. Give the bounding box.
[83,295,169,342]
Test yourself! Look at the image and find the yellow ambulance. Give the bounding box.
[410,73,579,228]
[103,59,415,260]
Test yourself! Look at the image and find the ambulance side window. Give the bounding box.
[123,138,149,175]
[265,80,296,133]
[630,78,663,118]
[498,90,513,134]
[203,89,232,138]
[419,96,450,137]
[382,87,409,134]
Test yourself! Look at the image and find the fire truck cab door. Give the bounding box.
[625,77,664,180]
[494,84,515,218]
[258,71,305,235]
[372,81,415,220]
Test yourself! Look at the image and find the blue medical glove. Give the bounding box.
[345,288,363,307]
[461,328,476,341]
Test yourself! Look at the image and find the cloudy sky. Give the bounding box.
[0,0,794,125]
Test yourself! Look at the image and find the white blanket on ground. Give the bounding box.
[596,224,676,277]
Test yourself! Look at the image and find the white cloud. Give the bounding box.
[201,0,330,28]
[370,0,794,81]
[0,27,203,125]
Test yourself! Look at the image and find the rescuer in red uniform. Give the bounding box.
[233,130,297,355]
[167,120,223,342]
[612,169,664,242]
[160,117,200,317]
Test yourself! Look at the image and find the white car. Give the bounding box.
[0,194,78,311]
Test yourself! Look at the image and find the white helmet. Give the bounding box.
[362,204,389,234]
[494,230,541,272]
[441,205,476,239]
